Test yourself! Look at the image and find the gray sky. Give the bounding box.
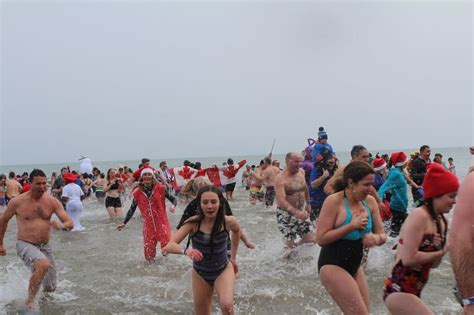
[1,0,472,166]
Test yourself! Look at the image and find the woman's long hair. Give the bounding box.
[106,168,116,183]
[334,161,375,192]
[423,198,447,247]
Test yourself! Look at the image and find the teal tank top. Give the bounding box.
[341,195,373,241]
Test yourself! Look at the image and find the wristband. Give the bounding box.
[463,297,474,306]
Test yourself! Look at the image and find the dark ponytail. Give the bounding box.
[423,198,447,247]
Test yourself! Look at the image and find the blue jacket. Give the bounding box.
[377,167,408,213]
[309,168,331,208]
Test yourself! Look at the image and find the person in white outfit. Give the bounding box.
[61,173,85,231]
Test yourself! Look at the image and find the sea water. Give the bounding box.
[0,147,471,314]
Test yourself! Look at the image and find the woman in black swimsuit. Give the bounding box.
[162,185,242,315]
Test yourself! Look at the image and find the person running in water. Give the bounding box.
[275,152,316,249]
[0,169,73,311]
[162,185,242,315]
[249,160,265,205]
[176,177,255,249]
[317,161,386,314]
[117,168,175,262]
[383,163,458,314]
[223,158,246,201]
[92,173,107,203]
[61,173,86,231]
[104,168,125,219]
[252,157,280,208]
[6,171,23,204]
[378,152,410,237]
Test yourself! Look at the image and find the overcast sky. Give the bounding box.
[1,0,472,166]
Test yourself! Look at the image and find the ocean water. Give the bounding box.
[0,147,471,314]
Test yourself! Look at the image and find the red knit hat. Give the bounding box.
[64,173,77,184]
[423,163,459,198]
[390,151,408,167]
[372,158,387,172]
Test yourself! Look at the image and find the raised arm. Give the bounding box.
[324,167,343,195]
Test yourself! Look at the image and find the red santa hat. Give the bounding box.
[390,151,409,167]
[423,163,459,198]
[372,158,387,172]
[64,173,77,184]
[140,167,154,177]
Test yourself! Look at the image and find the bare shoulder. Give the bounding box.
[407,207,430,222]
[49,195,63,208]
[324,191,343,206]
[365,195,377,209]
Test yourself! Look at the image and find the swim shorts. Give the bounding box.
[16,240,57,291]
[105,196,122,208]
[276,207,312,241]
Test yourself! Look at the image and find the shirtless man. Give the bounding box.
[450,153,474,314]
[0,169,73,310]
[249,160,265,205]
[274,152,315,248]
[254,157,281,208]
[6,171,23,203]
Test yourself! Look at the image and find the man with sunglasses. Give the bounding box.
[309,155,337,224]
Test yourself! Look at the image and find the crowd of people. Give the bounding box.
[0,130,472,314]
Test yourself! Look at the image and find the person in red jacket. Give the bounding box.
[223,159,246,201]
[117,168,175,262]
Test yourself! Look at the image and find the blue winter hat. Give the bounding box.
[318,127,328,140]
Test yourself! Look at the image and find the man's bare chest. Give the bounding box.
[17,203,53,221]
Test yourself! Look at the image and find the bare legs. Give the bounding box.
[319,265,369,315]
[26,259,54,309]
[192,264,235,315]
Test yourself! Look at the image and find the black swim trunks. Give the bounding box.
[225,182,236,193]
[105,196,122,208]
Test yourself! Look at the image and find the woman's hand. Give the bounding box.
[350,213,368,230]
[230,259,239,276]
[186,248,203,261]
[432,233,443,248]
[432,242,449,268]
[362,234,377,248]
[117,223,125,231]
